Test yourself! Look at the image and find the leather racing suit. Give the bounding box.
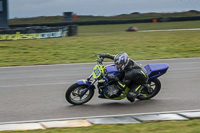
[100,53,149,102]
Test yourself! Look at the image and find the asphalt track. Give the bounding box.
[0,58,200,123]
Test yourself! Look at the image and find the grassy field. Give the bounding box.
[2,119,200,133]
[0,20,200,67]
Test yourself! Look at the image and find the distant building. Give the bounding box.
[0,0,9,28]
[63,12,78,21]
[64,12,73,21]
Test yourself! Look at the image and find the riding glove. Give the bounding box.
[100,53,114,60]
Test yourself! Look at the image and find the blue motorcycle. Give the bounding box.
[65,55,169,105]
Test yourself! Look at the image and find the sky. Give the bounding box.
[8,0,200,18]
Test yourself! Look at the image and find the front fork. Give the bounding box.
[79,74,97,98]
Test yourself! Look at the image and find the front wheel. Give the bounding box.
[137,78,161,100]
[65,83,94,105]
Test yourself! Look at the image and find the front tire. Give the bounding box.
[137,78,161,100]
[65,83,94,105]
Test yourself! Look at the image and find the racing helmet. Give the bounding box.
[114,52,129,71]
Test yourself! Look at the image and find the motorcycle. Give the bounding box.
[65,55,169,105]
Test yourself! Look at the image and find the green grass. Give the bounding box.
[0,21,200,67]
[79,20,200,33]
[2,119,200,133]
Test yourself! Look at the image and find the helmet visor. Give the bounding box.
[115,64,122,69]
[115,63,122,71]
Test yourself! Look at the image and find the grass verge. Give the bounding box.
[0,21,200,67]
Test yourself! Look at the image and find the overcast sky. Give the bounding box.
[8,0,200,18]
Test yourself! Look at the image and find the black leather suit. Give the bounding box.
[101,53,149,101]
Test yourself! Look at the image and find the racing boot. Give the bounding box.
[127,84,143,102]
[127,91,136,102]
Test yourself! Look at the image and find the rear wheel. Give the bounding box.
[65,83,94,105]
[137,78,161,100]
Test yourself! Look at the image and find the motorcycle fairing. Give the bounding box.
[144,64,169,80]
[93,64,105,79]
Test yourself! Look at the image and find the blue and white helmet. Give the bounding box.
[114,52,129,71]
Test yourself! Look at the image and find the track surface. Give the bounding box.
[0,58,200,123]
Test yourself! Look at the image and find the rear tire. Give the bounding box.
[65,83,94,105]
[137,78,161,100]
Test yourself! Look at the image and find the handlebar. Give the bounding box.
[98,57,104,64]
[95,54,104,64]
[94,54,108,77]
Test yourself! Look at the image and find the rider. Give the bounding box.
[100,52,148,102]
